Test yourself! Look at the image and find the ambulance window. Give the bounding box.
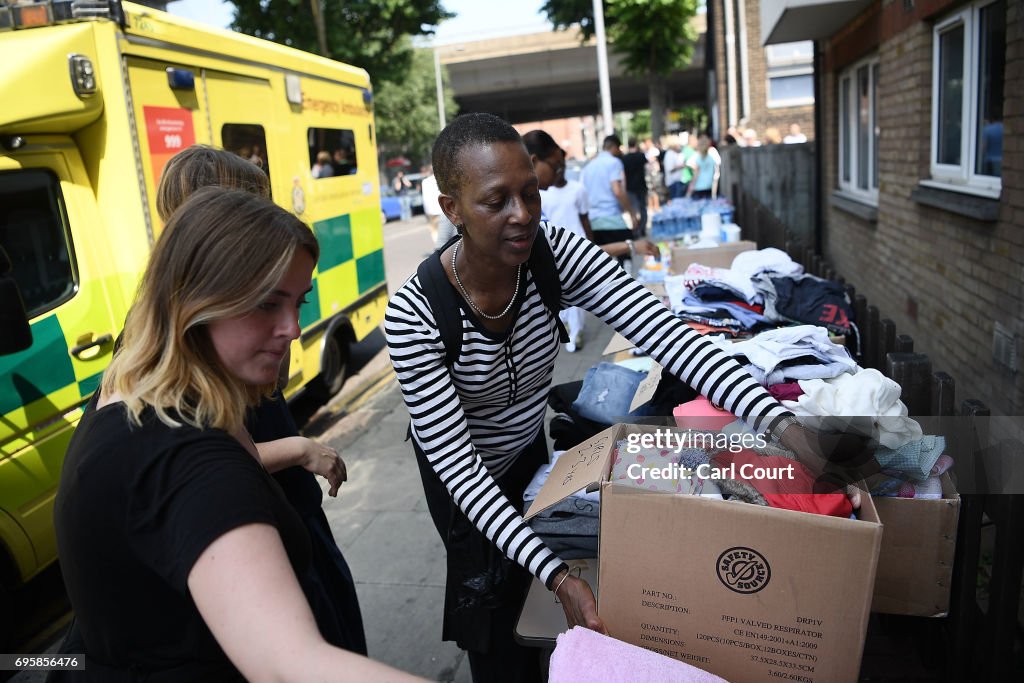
[308,128,358,179]
[221,124,271,192]
[0,170,76,317]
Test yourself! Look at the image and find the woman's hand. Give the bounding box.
[296,437,348,497]
[633,238,661,258]
[553,570,607,634]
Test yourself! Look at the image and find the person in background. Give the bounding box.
[386,113,824,683]
[536,143,592,353]
[312,150,334,178]
[663,134,695,200]
[524,130,658,266]
[333,146,356,176]
[55,186,425,682]
[764,127,783,145]
[421,168,443,245]
[423,165,461,250]
[393,170,413,221]
[742,128,761,147]
[686,132,721,200]
[249,144,265,168]
[783,123,807,144]
[980,119,1003,176]
[580,134,638,255]
[643,138,663,212]
[621,140,649,237]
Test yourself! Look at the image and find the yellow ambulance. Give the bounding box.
[0,0,388,605]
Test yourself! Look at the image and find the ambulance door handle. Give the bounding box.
[70,333,113,358]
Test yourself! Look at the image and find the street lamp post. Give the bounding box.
[434,47,446,130]
[592,0,614,138]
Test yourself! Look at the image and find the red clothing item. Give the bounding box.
[712,449,852,518]
[767,382,804,402]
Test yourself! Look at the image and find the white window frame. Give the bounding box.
[838,55,880,204]
[766,41,815,109]
[930,0,1002,195]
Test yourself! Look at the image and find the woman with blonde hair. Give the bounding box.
[55,187,423,682]
[158,144,365,653]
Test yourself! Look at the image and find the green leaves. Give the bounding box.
[541,0,700,76]
[228,0,453,85]
[373,47,458,163]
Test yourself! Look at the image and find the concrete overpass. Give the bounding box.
[437,15,707,124]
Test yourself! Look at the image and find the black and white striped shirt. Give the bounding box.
[385,223,792,588]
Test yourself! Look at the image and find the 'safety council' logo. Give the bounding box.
[717,547,771,594]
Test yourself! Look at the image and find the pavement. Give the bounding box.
[314,310,614,681]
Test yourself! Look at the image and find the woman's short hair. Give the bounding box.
[522,130,561,161]
[432,113,522,197]
[103,186,318,432]
[156,145,269,221]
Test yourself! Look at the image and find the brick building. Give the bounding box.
[707,0,816,141]
[761,0,1022,421]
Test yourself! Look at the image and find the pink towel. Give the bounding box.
[549,626,729,683]
[672,397,735,431]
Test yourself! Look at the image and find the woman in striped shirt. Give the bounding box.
[385,114,803,683]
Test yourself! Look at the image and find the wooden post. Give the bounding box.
[880,319,896,370]
[984,488,1024,679]
[896,334,914,352]
[886,352,932,416]
[946,400,989,680]
[866,305,880,370]
[853,295,867,362]
[931,371,955,416]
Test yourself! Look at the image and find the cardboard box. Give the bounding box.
[671,240,758,272]
[871,473,960,617]
[602,332,635,357]
[525,424,882,683]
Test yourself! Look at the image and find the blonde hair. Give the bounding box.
[103,187,319,432]
[156,144,269,221]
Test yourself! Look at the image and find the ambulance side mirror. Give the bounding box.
[0,247,32,355]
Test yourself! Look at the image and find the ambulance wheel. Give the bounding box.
[310,331,348,400]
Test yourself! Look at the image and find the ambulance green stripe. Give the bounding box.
[299,279,322,330]
[78,371,103,399]
[356,250,385,294]
[0,315,76,416]
[313,215,353,272]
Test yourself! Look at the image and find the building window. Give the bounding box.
[838,55,879,203]
[766,41,815,108]
[931,0,1004,194]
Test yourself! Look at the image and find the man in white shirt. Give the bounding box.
[421,170,442,245]
[783,124,808,144]
[541,151,592,352]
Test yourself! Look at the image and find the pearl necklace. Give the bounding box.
[451,240,521,320]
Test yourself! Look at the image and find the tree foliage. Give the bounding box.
[541,0,701,138]
[542,0,699,78]
[228,0,453,85]
[373,47,458,163]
